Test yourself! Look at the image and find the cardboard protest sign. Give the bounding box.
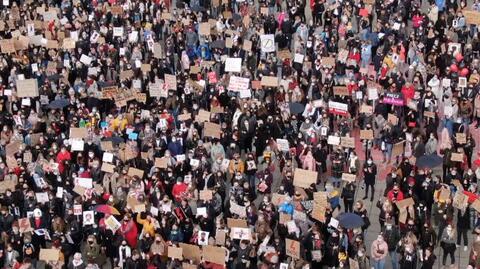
[0,39,15,53]
[293,168,317,188]
[285,239,301,259]
[243,40,252,51]
[203,245,225,265]
[333,86,349,96]
[277,50,292,60]
[313,192,328,207]
[101,163,115,173]
[471,199,480,213]
[19,218,32,233]
[16,79,39,97]
[322,57,336,66]
[349,258,360,269]
[70,128,88,139]
[392,141,405,157]
[451,153,464,162]
[203,122,222,138]
[360,105,373,114]
[388,114,399,125]
[199,190,213,201]
[227,218,248,228]
[272,193,287,205]
[120,70,133,80]
[395,197,415,208]
[340,136,355,148]
[216,229,227,245]
[464,10,480,25]
[168,246,183,260]
[39,249,60,261]
[179,243,202,263]
[342,173,356,182]
[359,129,373,140]
[279,213,292,224]
[199,22,211,35]
[128,167,144,178]
[178,113,191,121]
[456,133,466,144]
[0,179,16,193]
[261,76,278,87]
[196,109,211,122]
[452,191,468,210]
[312,203,326,222]
[155,157,168,168]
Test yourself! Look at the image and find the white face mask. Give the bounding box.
[358,252,364,257]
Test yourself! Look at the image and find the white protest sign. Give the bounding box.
[71,139,84,151]
[228,76,250,92]
[113,27,124,37]
[260,34,275,52]
[276,139,290,151]
[225,58,242,72]
[102,152,114,163]
[80,54,92,65]
[83,211,95,226]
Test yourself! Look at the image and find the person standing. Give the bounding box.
[371,234,389,269]
[420,247,436,269]
[341,182,356,212]
[363,158,377,201]
[440,224,457,266]
[382,221,401,269]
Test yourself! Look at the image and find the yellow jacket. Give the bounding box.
[229,159,245,174]
[136,214,156,237]
[111,117,128,132]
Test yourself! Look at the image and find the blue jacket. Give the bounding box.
[435,0,445,11]
[196,45,212,60]
[167,141,183,156]
[279,202,294,215]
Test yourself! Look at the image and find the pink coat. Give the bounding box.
[301,153,317,171]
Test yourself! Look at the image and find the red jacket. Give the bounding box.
[401,85,415,103]
[172,182,188,201]
[56,151,71,174]
[387,190,404,202]
[412,15,424,28]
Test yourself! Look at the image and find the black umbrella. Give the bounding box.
[190,5,206,12]
[48,98,70,109]
[289,102,305,114]
[104,136,125,145]
[210,40,225,49]
[337,213,364,229]
[416,154,443,168]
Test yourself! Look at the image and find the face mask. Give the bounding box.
[358,252,364,257]
[88,153,94,158]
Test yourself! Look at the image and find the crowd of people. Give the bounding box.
[1,0,480,268]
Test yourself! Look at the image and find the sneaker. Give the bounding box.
[456,244,460,248]
[464,246,468,251]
